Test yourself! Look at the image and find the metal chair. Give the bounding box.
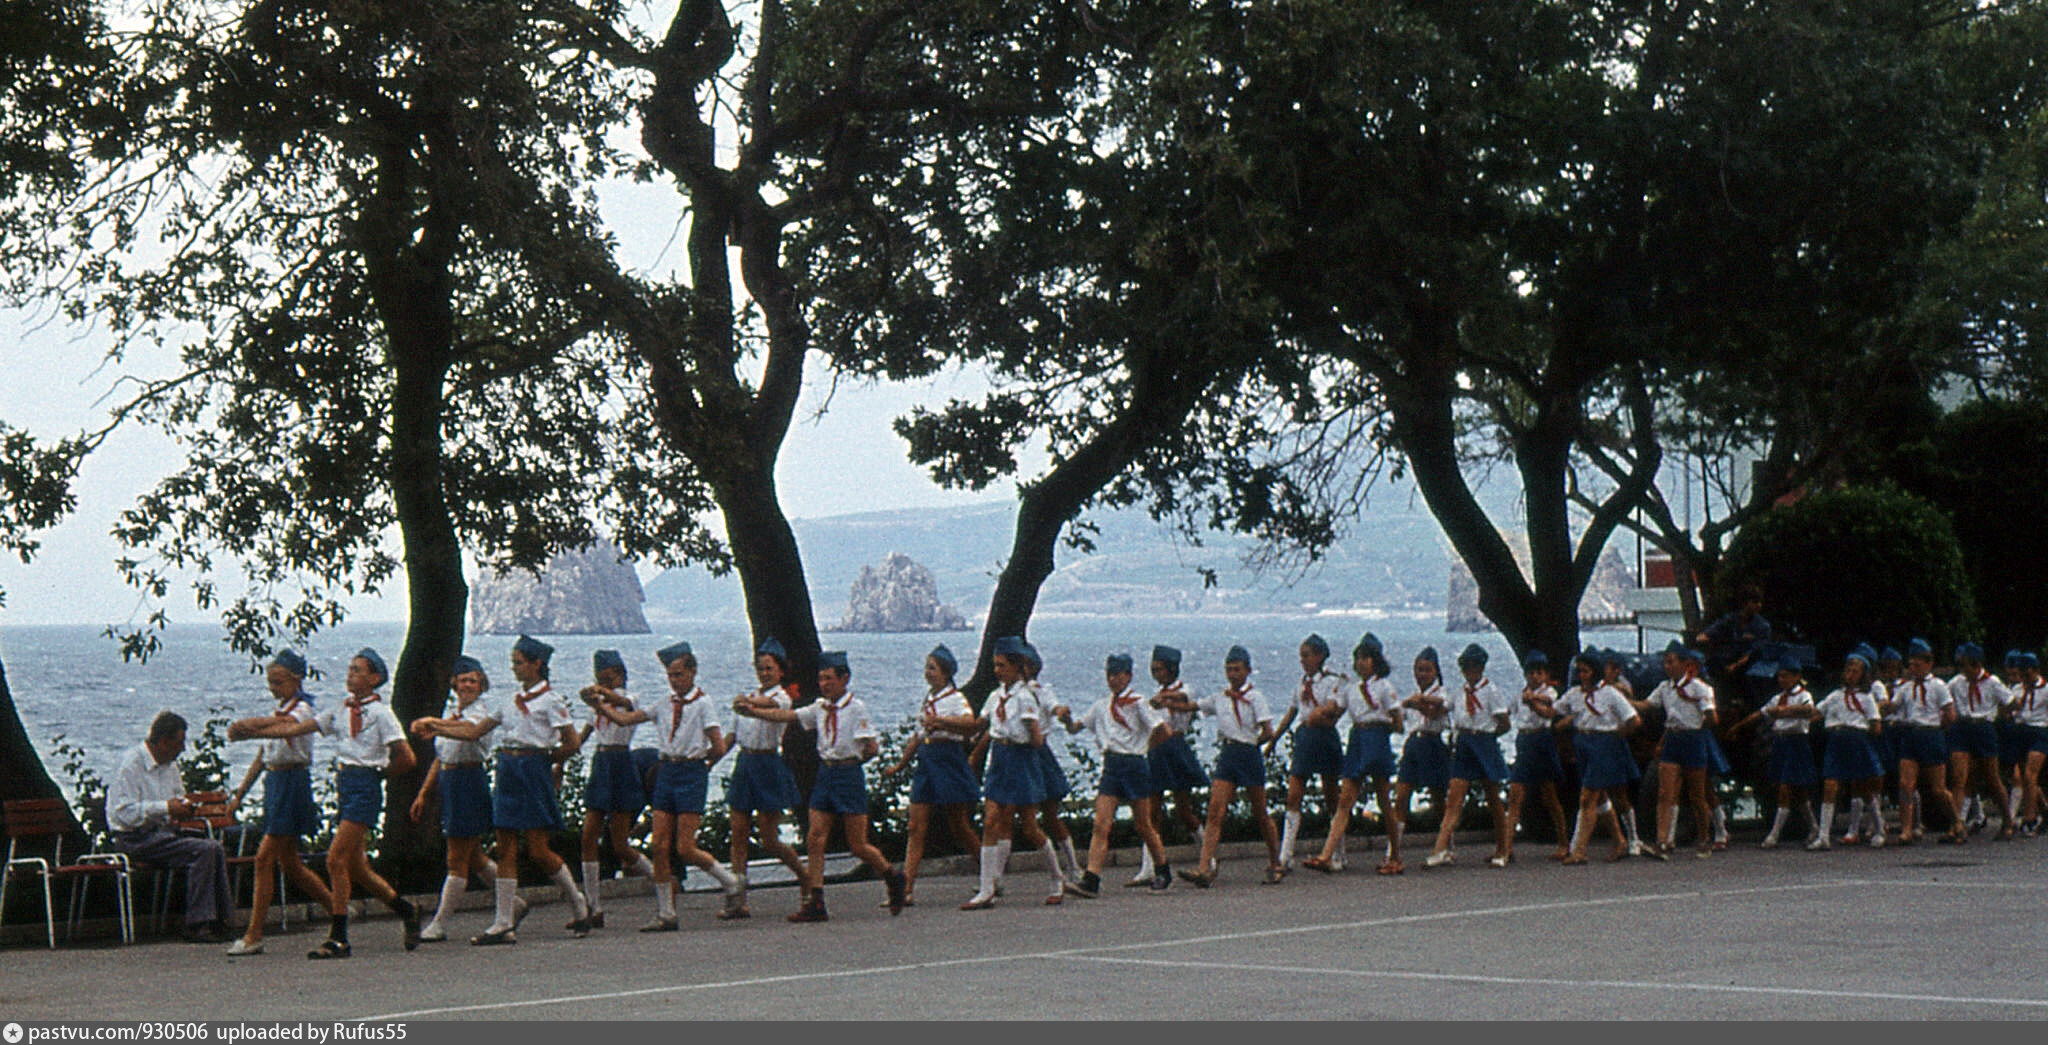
[1,798,133,948]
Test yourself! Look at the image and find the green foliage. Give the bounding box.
[176,704,237,796]
[1720,485,1978,663]
[1913,398,2048,654]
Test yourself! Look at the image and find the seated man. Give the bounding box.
[108,711,234,942]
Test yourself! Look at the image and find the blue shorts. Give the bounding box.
[2026,724,2048,759]
[335,765,383,828]
[1948,718,1999,760]
[909,741,980,807]
[809,763,869,816]
[437,763,493,839]
[492,751,565,831]
[1901,725,1949,767]
[1575,732,1635,791]
[984,743,1046,807]
[262,765,321,839]
[1510,731,1562,785]
[1707,732,1732,775]
[1342,725,1397,781]
[1397,732,1449,791]
[584,748,645,815]
[1768,733,1819,787]
[1821,730,1884,782]
[726,750,801,812]
[1035,744,1071,803]
[649,759,710,815]
[1211,740,1267,789]
[1999,722,2033,767]
[1289,724,1344,779]
[1660,728,1714,770]
[1449,732,1509,783]
[1098,752,1156,801]
[1148,734,1208,792]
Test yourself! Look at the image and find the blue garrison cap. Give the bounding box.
[353,647,388,682]
[1302,633,1330,658]
[656,641,693,667]
[1879,646,1902,663]
[450,655,485,678]
[1416,645,1440,667]
[1906,637,1933,659]
[270,648,307,678]
[993,635,1027,659]
[513,634,554,663]
[1106,652,1134,675]
[593,649,627,680]
[1602,648,1626,667]
[1523,650,1549,670]
[1152,645,1182,669]
[1019,643,1043,672]
[1955,642,1984,664]
[1354,632,1384,658]
[2004,648,2026,668]
[1777,655,1803,675]
[2019,652,2041,671]
[1846,644,1876,669]
[1225,644,1252,666]
[818,650,850,674]
[928,644,958,676]
[1574,649,1603,669]
[1457,643,1489,669]
[756,636,787,661]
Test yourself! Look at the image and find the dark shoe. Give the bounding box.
[1174,868,1213,889]
[567,916,592,938]
[1300,856,1334,874]
[569,910,606,931]
[1068,871,1101,899]
[1149,868,1172,892]
[786,898,829,923]
[638,916,679,933]
[884,868,908,915]
[306,938,351,960]
[469,926,517,946]
[395,899,421,952]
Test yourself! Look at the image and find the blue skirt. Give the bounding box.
[1901,724,1949,767]
[584,748,645,814]
[810,763,869,816]
[335,765,383,828]
[437,763,493,839]
[1099,752,1156,801]
[1449,732,1509,783]
[984,743,1047,807]
[1148,734,1209,792]
[649,759,709,815]
[1948,718,1999,759]
[1821,730,1884,782]
[492,751,564,831]
[1707,732,1733,776]
[1035,743,1071,802]
[1768,733,1819,787]
[1342,725,1397,781]
[1211,740,1266,789]
[909,741,980,806]
[1509,731,1562,786]
[727,750,801,812]
[1575,733,1635,791]
[1661,728,1714,770]
[262,765,321,839]
[1397,732,1450,791]
[1289,724,1344,779]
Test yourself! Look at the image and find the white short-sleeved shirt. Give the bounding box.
[1649,676,1716,732]
[794,694,876,762]
[1510,682,1557,732]
[588,688,639,747]
[1288,669,1350,721]
[1559,684,1636,733]
[434,697,495,765]
[313,695,406,769]
[2010,679,2048,727]
[1195,685,1272,746]
[1818,686,1884,731]
[1895,674,1952,728]
[108,743,183,832]
[733,685,792,751]
[1765,686,1815,734]
[1343,676,1402,729]
[491,681,573,750]
[1448,677,1510,733]
[1881,675,1910,722]
[1150,680,1196,734]
[1405,680,1451,735]
[916,686,975,744]
[1077,687,1162,757]
[652,688,718,759]
[983,681,1041,745]
[262,693,318,768]
[1950,671,2010,721]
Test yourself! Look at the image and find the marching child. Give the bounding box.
[229,648,419,958]
[1638,642,1716,858]
[1424,644,1512,868]
[1730,657,1820,849]
[1554,651,1641,865]
[1267,634,1349,874]
[574,649,654,928]
[1302,633,1401,873]
[1890,638,1963,844]
[406,654,501,942]
[1382,647,1451,875]
[1021,642,1084,888]
[723,638,809,918]
[1054,653,1173,896]
[1947,642,2011,837]
[738,651,907,923]
[881,644,983,906]
[960,636,1062,910]
[1500,651,1570,863]
[1134,644,1206,885]
[2008,653,2048,835]
[1163,645,1282,887]
[1814,645,1886,849]
[223,649,335,955]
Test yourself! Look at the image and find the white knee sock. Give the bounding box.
[628,853,654,878]
[491,877,517,931]
[2007,786,2023,822]
[476,858,498,885]
[653,876,676,919]
[549,864,589,919]
[1042,841,1065,895]
[1056,837,1081,881]
[1134,844,1155,881]
[1845,799,1863,836]
[1711,805,1729,843]
[1865,800,1884,838]
[973,845,1001,900]
[429,875,464,930]
[581,860,603,913]
[702,859,738,891]
[1621,808,1640,845]
[1765,807,1789,844]
[1282,810,1302,864]
[1816,802,1835,841]
[1569,810,1593,854]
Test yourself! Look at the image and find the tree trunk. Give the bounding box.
[0,656,65,816]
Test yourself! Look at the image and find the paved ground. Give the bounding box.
[5,835,2047,1021]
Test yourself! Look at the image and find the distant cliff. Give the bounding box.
[1446,538,1634,632]
[835,552,969,633]
[470,539,651,636]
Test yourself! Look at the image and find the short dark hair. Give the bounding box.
[148,711,188,744]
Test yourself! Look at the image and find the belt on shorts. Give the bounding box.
[595,744,630,752]
[1826,726,1870,734]
[925,737,966,746]
[659,755,708,764]
[822,757,863,767]
[336,764,384,777]
[499,745,550,756]
[441,760,484,768]
[992,738,1025,746]
[266,761,310,771]
[1516,729,1549,736]
[1219,739,1258,750]
[740,747,780,755]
